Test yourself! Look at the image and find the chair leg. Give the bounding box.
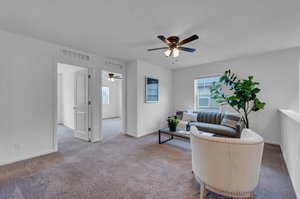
[248,191,254,199]
[200,182,207,199]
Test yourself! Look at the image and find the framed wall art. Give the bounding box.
[145,77,159,103]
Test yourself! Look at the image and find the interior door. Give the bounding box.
[74,69,90,141]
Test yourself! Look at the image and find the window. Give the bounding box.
[194,76,220,111]
[102,86,109,104]
[198,96,210,107]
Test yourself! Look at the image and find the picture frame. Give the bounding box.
[145,77,159,103]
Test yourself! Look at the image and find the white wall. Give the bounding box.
[280,110,300,199]
[102,75,122,118]
[0,29,125,165]
[126,61,138,135]
[58,64,86,129]
[0,30,58,165]
[61,70,75,129]
[174,47,300,144]
[127,60,174,137]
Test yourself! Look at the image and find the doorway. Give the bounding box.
[101,71,123,140]
[57,63,91,146]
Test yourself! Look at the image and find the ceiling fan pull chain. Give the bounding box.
[171,58,178,65]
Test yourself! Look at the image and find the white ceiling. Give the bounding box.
[1,1,300,69]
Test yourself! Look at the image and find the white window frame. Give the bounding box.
[194,74,221,111]
[102,86,110,105]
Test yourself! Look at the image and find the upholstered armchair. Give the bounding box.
[190,126,264,199]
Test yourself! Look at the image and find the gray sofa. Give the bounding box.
[176,111,245,138]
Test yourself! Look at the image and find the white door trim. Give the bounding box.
[53,58,93,151]
[100,70,126,140]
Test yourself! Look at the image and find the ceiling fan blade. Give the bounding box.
[157,35,171,45]
[178,47,196,52]
[178,34,199,46]
[147,47,169,51]
[115,77,122,79]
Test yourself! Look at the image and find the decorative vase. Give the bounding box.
[186,122,191,131]
[169,125,177,132]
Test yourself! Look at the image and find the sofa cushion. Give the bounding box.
[178,120,189,130]
[182,112,197,122]
[193,111,225,124]
[221,112,241,129]
[190,122,236,137]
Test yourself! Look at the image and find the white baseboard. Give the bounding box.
[103,116,121,120]
[0,150,56,166]
[126,131,155,138]
[135,131,158,137]
[137,131,155,137]
[264,140,280,146]
[60,123,74,130]
[126,132,138,137]
[91,137,101,142]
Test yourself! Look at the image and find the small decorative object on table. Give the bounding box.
[167,117,180,132]
[186,122,191,131]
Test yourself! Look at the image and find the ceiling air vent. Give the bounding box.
[61,49,90,61]
[105,61,122,70]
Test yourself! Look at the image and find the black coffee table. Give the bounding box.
[158,128,190,144]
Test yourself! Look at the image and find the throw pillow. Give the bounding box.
[176,110,187,120]
[182,112,197,122]
[221,112,241,129]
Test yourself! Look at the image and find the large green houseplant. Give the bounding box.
[210,70,266,128]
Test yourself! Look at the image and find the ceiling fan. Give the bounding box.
[107,73,122,82]
[147,34,199,57]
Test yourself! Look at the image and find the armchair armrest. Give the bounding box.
[235,121,246,138]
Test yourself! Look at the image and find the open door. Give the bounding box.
[74,69,90,141]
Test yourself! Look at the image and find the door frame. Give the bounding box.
[101,70,125,138]
[53,58,92,151]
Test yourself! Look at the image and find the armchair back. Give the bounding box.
[190,126,264,197]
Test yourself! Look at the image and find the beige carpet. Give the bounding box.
[102,117,123,141]
[0,120,297,199]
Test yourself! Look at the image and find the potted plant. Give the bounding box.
[167,117,180,132]
[210,70,266,128]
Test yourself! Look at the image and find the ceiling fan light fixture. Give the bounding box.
[148,34,199,58]
[164,49,172,57]
[173,48,179,57]
[108,73,115,82]
[108,77,115,82]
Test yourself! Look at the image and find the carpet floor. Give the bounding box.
[0,120,297,199]
[102,118,123,141]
